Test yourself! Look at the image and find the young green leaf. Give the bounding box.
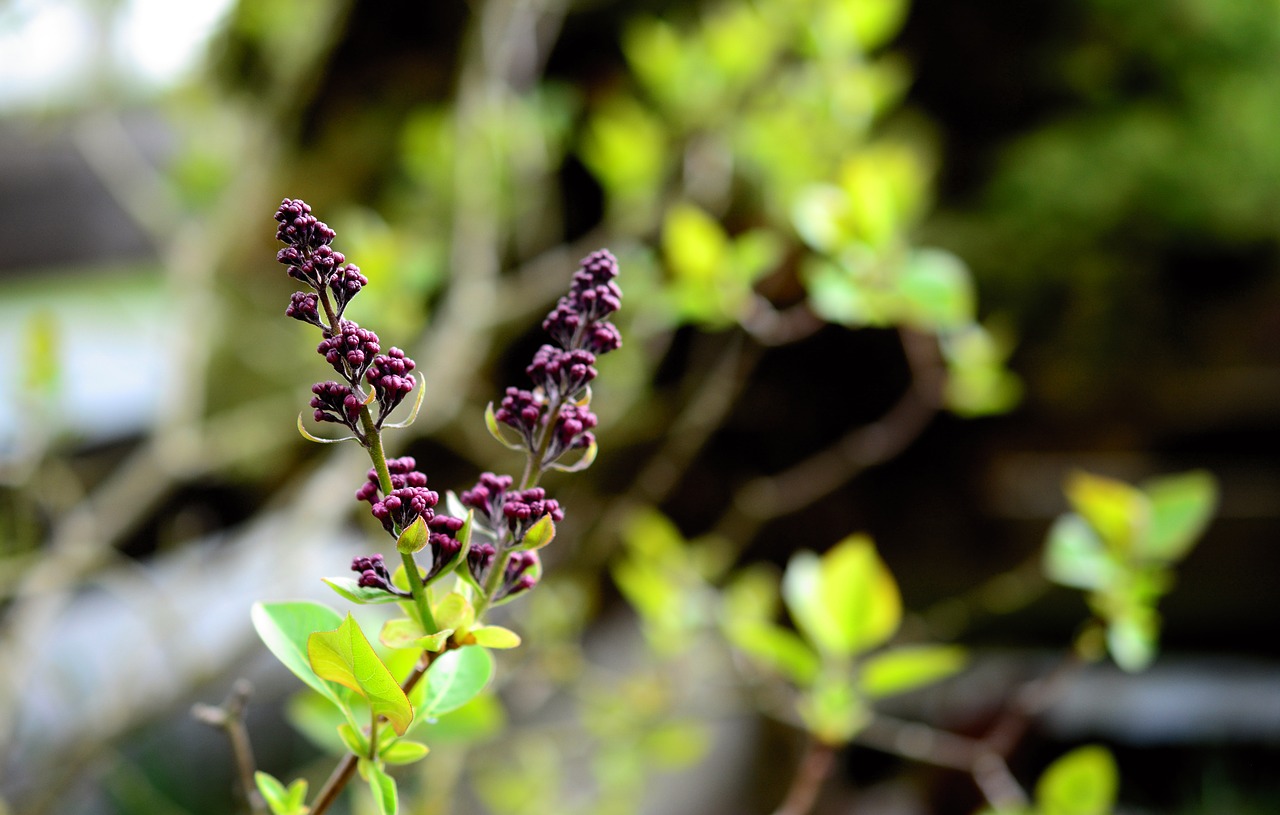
[337,722,369,756]
[484,402,527,450]
[471,625,522,649]
[519,513,556,550]
[1034,745,1118,815]
[1141,470,1218,563]
[858,645,968,699]
[434,592,476,634]
[381,739,431,765]
[725,619,820,686]
[254,771,290,815]
[784,536,901,657]
[396,514,429,554]
[251,601,345,705]
[418,646,494,718]
[1065,471,1149,552]
[362,759,399,815]
[1043,515,1116,591]
[379,617,426,649]
[308,613,414,735]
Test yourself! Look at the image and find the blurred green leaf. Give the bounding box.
[1106,608,1159,673]
[898,249,975,330]
[1140,470,1218,562]
[940,322,1022,416]
[381,739,430,765]
[784,535,901,657]
[254,771,307,815]
[418,646,493,717]
[472,625,522,649]
[1043,515,1116,591]
[251,601,345,706]
[337,722,369,756]
[435,592,476,635]
[642,720,711,769]
[308,613,413,736]
[1035,745,1118,815]
[858,645,968,699]
[361,759,398,815]
[664,202,729,283]
[721,563,782,624]
[1065,471,1149,552]
[726,619,821,685]
[798,673,868,745]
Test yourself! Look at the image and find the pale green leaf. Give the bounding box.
[726,620,820,686]
[1065,471,1149,552]
[418,646,494,718]
[1035,745,1118,815]
[364,760,398,815]
[396,515,428,554]
[379,617,426,649]
[322,577,403,605]
[308,613,413,735]
[1043,515,1117,591]
[858,645,968,698]
[381,739,430,765]
[1141,470,1218,562]
[434,592,476,634]
[252,601,344,705]
[898,248,975,330]
[520,514,556,550]
[471,625,522,649]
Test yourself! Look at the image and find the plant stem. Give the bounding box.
[310,650,442,815]
[192,680,266,815]
[770,738,836,815]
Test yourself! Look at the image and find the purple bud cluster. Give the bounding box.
[275,198,419,435]
[494,250,622,470]
[350,554,409,597]
[460,472,564,545]
[466,544,540,603]
[425,514,466,582]
[370,486,439,536]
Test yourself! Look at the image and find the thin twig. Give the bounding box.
[192,680,266,815]
[770,738,837,815]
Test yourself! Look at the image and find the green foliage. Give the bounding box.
[254,772,308,815]
[251,601,347,708]
[308,613,414,736]
[412,646,494,721]
[1044,470,1218,671]
[1035,745,1118,815]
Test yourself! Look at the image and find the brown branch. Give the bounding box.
[770,738,837,815]
[192,680,266,815]
[714,327,946,543]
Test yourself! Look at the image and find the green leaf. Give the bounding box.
[1035,745,1118,815]
[363,760,399,815]
[663,202,728,282]
[308,613,414,736]
[1043,515,1117,591]
[721,563,782,624]
[471,625,522,649]
[1106,609,1158,673]
[797,674,869,745]
[642,721,711,769]
[418,646,494,717]
[484,402,526,450]
[396,514,428,554]
[434,592,476,635]
[725,620,820,686]
[520,514,556,550]
[337,722,369,756]
[379,617,426,649]
[1065,471,1149,552]
[1140,470,1218,562]
[254,772,290,815]
[381,739,430,765]
[252,601,345,705]
[858,645,968,698]
[417,629,454,652]
[898,248,975,331]
[784,535,901,657]
[322,577,404,605]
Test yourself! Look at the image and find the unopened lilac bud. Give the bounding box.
[350,553,410,597]
[370,485,438,535]
[329,264,368,318]
[424,514,466,582]
[526,346,597,401]
[275,198,336,251]
[367,348,416,425]
[503,487,564,543]
[542,250,623,354]
[467,541,498,586]
[310,381,362,432]
[355,457,428,504]
[585,320,622,355]
[495,387,545,449]
[318,320,380,381]
[495,550,540,602]
[286,291,323,327]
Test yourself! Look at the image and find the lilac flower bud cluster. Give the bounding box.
[460,472,564,546]
[466,544,540,603]
[275,198,418,435]
[350,554,409,597]
[495,250,622,469]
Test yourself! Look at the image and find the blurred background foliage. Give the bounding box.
[1,0,1278,813]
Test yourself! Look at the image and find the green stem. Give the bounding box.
[367,713,380,761]
[360,406,438,633]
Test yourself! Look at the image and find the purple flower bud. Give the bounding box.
[286,291,323,327]
[318,320,381,382]
[502,487,564,543]
[367,348,417,426]
[467,541,498,587]
[354,457,429,504]
[495,550,540,602]
[370,486,438,535]
[424,514,467,582]
[310,381,362,432]
[329,264,368,318]
[495,387,545,449]
[275,198,336,252]
[542,250,623,352]
[350,553,411,597]
[526,345,597,401]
